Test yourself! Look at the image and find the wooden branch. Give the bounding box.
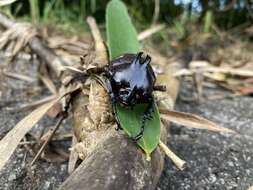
[60,131,167,190]
[0,12,64,77]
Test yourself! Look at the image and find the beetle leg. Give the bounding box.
[153,85,167,92]
[132,98,154,142]
[87,65,108,75]
[112,104,122,131]
[105,79,122,130]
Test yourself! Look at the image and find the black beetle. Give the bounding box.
[88,52,165,141]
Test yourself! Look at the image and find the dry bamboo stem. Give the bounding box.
[159,140,186,171]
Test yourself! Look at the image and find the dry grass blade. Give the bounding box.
[15,95,56,112]
[0,85,80,171]
[0,23,38,58]
[174,67,253,78]
[39,74,57,95]
[62,66,86,73]
[203,67,253,78]
[138,24,165,41]
[160,109,237,134]
[0,0,17,6]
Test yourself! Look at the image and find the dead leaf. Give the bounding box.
[160,109,237,134]
[0,85,81,171]
[238,85,253,95]
[204,72,227,82]
[46,102,62,118]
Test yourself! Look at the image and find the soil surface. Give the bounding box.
[157,81,253,190]
[1,59,253,190]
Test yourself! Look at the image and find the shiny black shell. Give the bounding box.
[107,52,156,106]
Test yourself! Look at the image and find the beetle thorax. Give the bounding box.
[108,53,156,106]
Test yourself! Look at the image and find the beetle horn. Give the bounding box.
[142,55,151,66]
[133,52,143,65]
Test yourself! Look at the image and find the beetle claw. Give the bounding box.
[131,130,144,142]
[115,123,122,131]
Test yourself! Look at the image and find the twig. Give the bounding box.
[19,140,37,145]
[86,16,107,65]
[3,71,35,82]
[159,140,187,171]
[21,136,35,156]
[30,112,67,165]
[138,24,165,41]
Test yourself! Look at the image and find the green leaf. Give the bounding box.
[106,0,139,59]
[115,103,161,159]
[106,0,161,158]
[203,10,212,33]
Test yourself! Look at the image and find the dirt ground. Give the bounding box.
[157,81,253,190]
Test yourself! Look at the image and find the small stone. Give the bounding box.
[8,173,16,181]
[43,181,51,190]
[209,174,217,183]
[228,161,234,167]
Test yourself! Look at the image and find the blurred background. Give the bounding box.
[1,0,253,58]
[1,0,252,33]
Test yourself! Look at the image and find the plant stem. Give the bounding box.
[29,0,39,24]
[159,140,187,170]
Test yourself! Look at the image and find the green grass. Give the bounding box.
[1,0,250,36]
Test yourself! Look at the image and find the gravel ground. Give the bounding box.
[157,82,253,190]
[1,64,253,190]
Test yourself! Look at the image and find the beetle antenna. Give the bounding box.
[126,86,137,103]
